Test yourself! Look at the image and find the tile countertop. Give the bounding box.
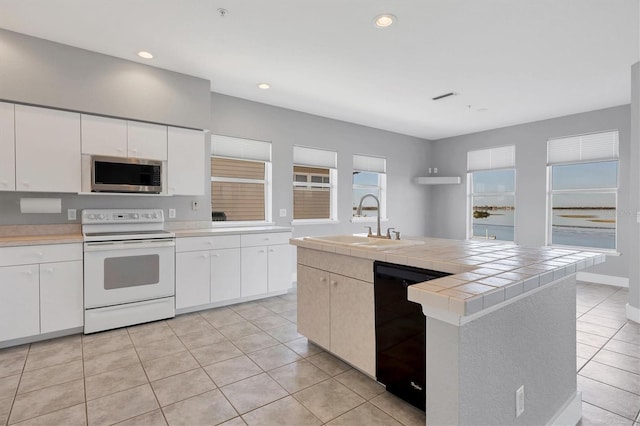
[172,225,293,238]
[0,224,83,247]
[290,236,606,318]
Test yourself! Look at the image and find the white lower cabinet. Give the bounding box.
[0,243,83,343]
[176,251,211,309]
[240,246,269,297]
[267,244,293,293]
[210,248,241,303]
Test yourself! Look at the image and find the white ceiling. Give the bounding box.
[0,0,638,140]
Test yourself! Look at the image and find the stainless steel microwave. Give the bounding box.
[91,156,163,193]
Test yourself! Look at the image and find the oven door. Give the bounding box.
[84,238,175,309]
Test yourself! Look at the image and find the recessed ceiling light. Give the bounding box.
[257,83,270,90]
[373,14,396,28]
[137,51,153,59]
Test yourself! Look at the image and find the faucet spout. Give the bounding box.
[356,194,382,237]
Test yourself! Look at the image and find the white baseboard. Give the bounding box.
[576,272,628,288]
[627,303,640,323]
[547,391,582,426]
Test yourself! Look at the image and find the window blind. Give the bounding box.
[353,154,386,173]
[211,135,271,162]
[293,146,337,169]
[467,145,515,172]
[547,130,619,165]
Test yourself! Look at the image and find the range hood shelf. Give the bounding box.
[413,176,461,185]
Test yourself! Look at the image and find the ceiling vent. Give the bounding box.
[432,92,457,101]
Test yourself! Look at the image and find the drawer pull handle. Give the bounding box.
[200,254,209,259]
[211,253,220,257]
[259,249,266,253]
[320,277,327,282]
[42,267,54,273]
[331,280,337,285]
[23,270,34,276]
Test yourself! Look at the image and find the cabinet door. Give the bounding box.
[0,102,15,191]
[81,115,127,157]
[267,244,293,292]
[330,274,376,376]
[15,105,81,192]
[0,265,40,341]
[40,261,83,333]
[241,247,268,297]
[176,251,211,309]
[210,248,241,303]
[167,127,205,195]
[297,265,330,349]
[127,121,167,160]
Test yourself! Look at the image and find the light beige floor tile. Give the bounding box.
[86,383,158,426]
[327,402,402,426]
[576,331,609,348]
[85,363,149,401]
[293,379,365,423]
[217,321,262,340]
[278,293,298,303]
[228,301,263,314]
[578,401,634,426]
[0,374,19,399]
[592,350,640,375]
[83,333,133,358]
[220,373,288,414]
[142,350,200,382]
[166,315,213,337]
[82,328,129,345]
[135,336,186,362]
[204,355,263,387]
[29,335,81,355]
[369,392,426,426]
[285,338,324,358]
[580,360,640,395]
[200,308,245,328]
[84,347,140,377]
[0,345,29,362]
[236,305,275,321]
[9,378,85,424]
[126,320,168,336]
[231,332,279,354]
[129,325,176,347]
[24,344,82,372]
[114,409,167,426]
[260,300,296,314]
[248,345,301,371]
[218,417,246,426]
[250,315,291,331]
[0,396,12,425]
[162,389,238,426]
[604,339,640,359]
[190,341,243,366]
[265,323,303,343]
[307,352,351,376]
[242,395,321,426]
[11,403,87,426]
[577,357,589,371]
[151,368,216,407]
[279,309,297,323]
[0,354,27,379]
[267,360,330,393]
[335,369,385,400]
[177,328,226,350]
[18,360,83,394]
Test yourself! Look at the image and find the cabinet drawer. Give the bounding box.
[241,232,292,247]
[0,243,83,267]
[176,235,241,252]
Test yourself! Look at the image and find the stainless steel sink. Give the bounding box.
[304,234,424,250]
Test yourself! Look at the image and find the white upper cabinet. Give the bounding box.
[167,127,205,195]
[127,121,167,160]
[81,114,127,157]
[0,102,15,191]
[15,105,81,193]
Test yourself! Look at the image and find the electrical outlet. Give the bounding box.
[192,201,198,211]
[434,167,438,174]
[279,209,287,217]
[428,167,432,174]
[516,385,524,417]
[168,208,176,219]
[67,209,76,221]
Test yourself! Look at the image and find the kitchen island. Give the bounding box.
[290,235,605,426]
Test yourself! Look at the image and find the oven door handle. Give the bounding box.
[84,239,175,252]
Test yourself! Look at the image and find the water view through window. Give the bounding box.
[471,169,515,241]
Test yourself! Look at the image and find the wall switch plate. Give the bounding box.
[434,168,438,174]
[168,208,176,219]
[279,208,287,217]
[67,209,76,221]
[516,385,524,417]
[192,201,198,211]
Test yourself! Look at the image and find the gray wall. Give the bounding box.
[630,62,640,312]
[210,93,433,238]
[428,105,631,281]
[0,29,211,130]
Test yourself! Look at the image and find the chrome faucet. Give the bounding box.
[356,194,384,238]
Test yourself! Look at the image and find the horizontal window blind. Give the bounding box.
[293,146,337,169]
[353,154,386,173]
[467,145,515,172]
[211,135,271,162]
[547,130,619,165]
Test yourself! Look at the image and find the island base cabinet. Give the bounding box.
[176,251,211,309]
[330,275,375,377]
[297,265,330,349]
[40,261,83,334]
[211,248,241,303]
[0,265,40,342]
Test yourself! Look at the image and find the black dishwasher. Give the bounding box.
[374,261,450,411]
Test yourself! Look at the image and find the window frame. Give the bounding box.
[292,146,338,225]
[466,168,517,242]
[351,171,388,223]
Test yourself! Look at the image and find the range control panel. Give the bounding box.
[81,209,164,224]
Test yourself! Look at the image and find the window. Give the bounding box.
[352,154,386,220]
[211,135,271,223]
[293,146,337,221]
[547,131,619,250]
[467,146,516,241]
